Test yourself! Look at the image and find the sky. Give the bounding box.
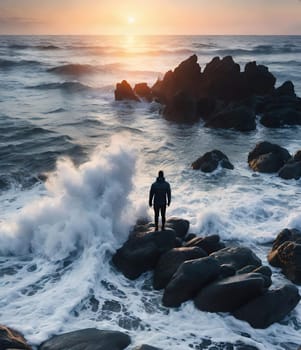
[0,0,300,35]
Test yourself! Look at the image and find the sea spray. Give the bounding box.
[0,135,137,259]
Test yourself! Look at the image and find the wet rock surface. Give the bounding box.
[268,228,301,283]
[0,325,32,350]
[38,328,131,350]
[192,150,234,172]
[248,141,291,173]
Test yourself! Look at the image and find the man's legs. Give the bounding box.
[154,204,159,230]
[161,205,166,230]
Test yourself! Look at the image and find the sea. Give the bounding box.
[0,35,301,350]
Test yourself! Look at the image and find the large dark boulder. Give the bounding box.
[233,285,300,329]
[115,80,140,101]
[0,325,31,350]
[210,247,262,271]
[279,160,301,180]
[112,224,177,279]
[165,217,190,239]
[133,83,152,102]
[279,151,301,180]
[269,228,301,254]
[153,246,207,290]
[194,273,266,312]
[242,61,276,96]
[184,234,225,255]
[39,329,131,350]
[260,108,301,128]
[191,150,234,172]
[205,105,256,132]
[248,141,291,173]
[268,228,301,284]
[162,257,220,307]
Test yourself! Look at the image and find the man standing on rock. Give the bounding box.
[149,170,171,231]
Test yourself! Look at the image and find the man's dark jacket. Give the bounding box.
[149,177,171,206]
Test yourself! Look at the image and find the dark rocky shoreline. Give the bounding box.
[112,218,301,331]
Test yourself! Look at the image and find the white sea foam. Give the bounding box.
[0,135,137,259]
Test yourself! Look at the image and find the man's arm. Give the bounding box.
[149,184,154,207]
[167,183,171,206]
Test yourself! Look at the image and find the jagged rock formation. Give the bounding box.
[114,55,301,131]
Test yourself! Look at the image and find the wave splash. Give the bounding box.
[0,136,137,260]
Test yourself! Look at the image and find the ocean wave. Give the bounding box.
[0,136,136,258]
[47,64,98,75]
[8,44,61,50]
[27,81,94,92]
[216,44,301,56]
[44,108,67,114]
[47,62,122,75]
[0,58,41,68]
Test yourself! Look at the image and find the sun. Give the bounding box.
[127,16,135,24]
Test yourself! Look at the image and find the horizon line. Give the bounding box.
[0,33,301,36]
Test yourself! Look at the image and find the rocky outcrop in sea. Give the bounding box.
[114,55,301,131]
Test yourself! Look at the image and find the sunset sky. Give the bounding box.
[0,0,300,35]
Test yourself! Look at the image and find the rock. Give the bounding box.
[198,97,217,118]
[112,224,177,279]
[278,151,301,180]
[184,233,197,242]
[279,160,301,180]
[184,234,225,254]
[248,141,291,173]
[165,217,190,239]
[270,228,301,253]
[237,265,272,288]
[163,91,200,123]
[220,264,236,278]
[210,247,262,271]
[162,257,220,307]
[115,80,140,101]
[39,329,131,350]
[152,54,202,104]
[153,246,207,290]
[274,81,296,97]
[205,105,256,132]
[0,325,31,350]
[237,265,257,275]
[268,228,301,283]
[233,284,300,329]
[243,61,276,96]
[133,83,152,102]
[191,150,234,172]
[200,56,243,101]
[133,345,162,350]
[258,82,301,127]
[194,273,266,312]
[260,108,301,128]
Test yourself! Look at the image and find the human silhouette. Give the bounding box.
[149,170,171,231]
